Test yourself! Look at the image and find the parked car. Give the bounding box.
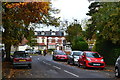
[52,50,68,61]
[35,50,41,55]
[115,56,120,78]
[25,49,36,54]
[12,51,32,68]
[67,51,82,65]
[78,51,105,69]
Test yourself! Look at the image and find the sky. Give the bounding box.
[51,0,91,22]
[35,0,91,31]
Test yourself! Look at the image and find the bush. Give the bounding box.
[94,38,120,65]
[72,41,88,51]
[47,49,55,53]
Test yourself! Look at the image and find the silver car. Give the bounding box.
[115,56,120,78]
[67,51,82,65]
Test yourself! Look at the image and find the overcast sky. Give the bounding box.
[51,0,90,22]
[35,0,91,31]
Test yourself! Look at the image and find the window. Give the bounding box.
[51,39,55,43]
[41,32,45,35]
[73,52,82,56]
[86,52,101,58]
[42,37,45,43]
[51,32,55,35]
[34,32,37,35]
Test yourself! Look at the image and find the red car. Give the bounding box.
[78,51,105,69]
[52,50,68,61]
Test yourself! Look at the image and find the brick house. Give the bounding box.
[35,30,66,50]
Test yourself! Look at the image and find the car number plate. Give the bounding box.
[61,58,64,59]
[19,60,26,61]
[93,64,100,66]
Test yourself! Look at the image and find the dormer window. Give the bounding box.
[41,32,45,35]
[51,32,55,35]
[34,32,37,35]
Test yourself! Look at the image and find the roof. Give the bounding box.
[84,51,98,53]
[35,31,64,37]
[53,50,65,53]
[72,51,83,52]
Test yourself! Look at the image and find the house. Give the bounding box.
[11,37,30,51]
[35,30,66,50]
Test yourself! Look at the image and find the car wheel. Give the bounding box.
[77,62,80,67]
[83,62,87,69]
[99,68,104,70]
[28,64,32,69]
[72,61,75,65]
[53,57,56,61]
[115,68,120,78]
[67,60,70,64]
[53,57,54,60]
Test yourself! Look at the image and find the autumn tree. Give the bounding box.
[2,2,60,61]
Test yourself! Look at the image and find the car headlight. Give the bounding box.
[74,58,78,61]
[87,58,91,61]
[101,59,104,61]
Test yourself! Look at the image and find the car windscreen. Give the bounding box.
[86,52,101,58]
[56,52,66,55]
[14,53,29,58]
[73,52,82,56]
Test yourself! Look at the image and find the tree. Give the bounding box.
[86,2,120,44]
[85,2,101,40]
[72,37,88,51]
[65,20,88,50]
[92,2,120,44]
[2,2,60,61]
[66,20,82,43]
[85,2,120,65]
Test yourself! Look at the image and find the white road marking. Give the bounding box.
[43,61,51,65]
[64,70,79,78]
[43,61,46,63]
[53,66,61,70]
[38,58,39,60]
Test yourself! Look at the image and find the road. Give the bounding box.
[9,54,116,79]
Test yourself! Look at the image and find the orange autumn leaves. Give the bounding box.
[3,2,50,24]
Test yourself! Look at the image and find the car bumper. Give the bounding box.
[86,62,105,68]
[74,61,78,65]
[13,62,31,66]
[56,57,68,60]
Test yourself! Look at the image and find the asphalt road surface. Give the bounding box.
[9,54,116,80]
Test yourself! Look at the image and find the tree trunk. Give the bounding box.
[5,43,11,62]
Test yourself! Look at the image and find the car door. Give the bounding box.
[117,56,120,69]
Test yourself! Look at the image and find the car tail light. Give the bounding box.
[14,58,20,62]
[26,58,32,61]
